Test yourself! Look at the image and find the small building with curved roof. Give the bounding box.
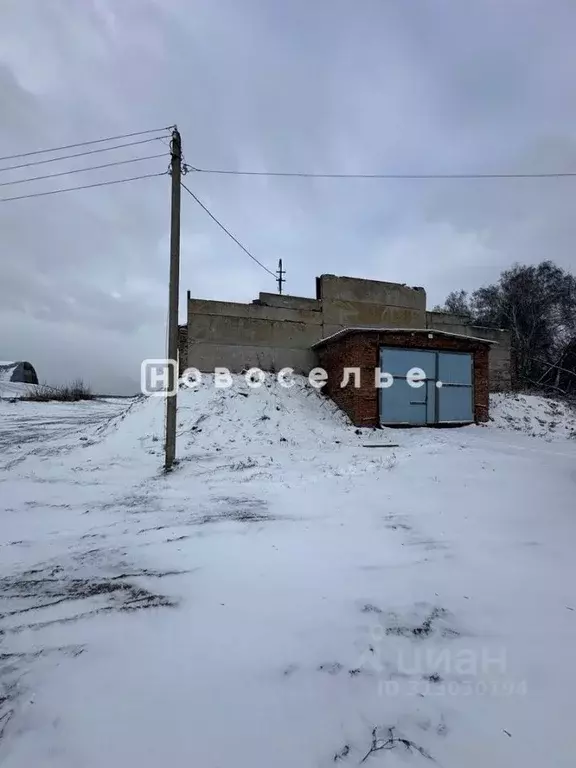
[0,361,39,385]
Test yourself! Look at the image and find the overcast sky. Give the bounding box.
[1,0,575,393]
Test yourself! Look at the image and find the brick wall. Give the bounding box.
[317,330,490,427]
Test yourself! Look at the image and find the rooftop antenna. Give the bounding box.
[276,258,286,295]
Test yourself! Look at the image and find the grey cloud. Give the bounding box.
[1,0,575,391]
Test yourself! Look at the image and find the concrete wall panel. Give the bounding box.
[186,342,316,374]
[188,313,323,347]
[189,299,322,325]
[318,274,426,311]
[258,293,320,311]
[322,300,425,329]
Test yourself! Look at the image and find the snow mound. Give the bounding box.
[86,374,396,466]
[177,374,357,451]
[489,392,576,439]
[86,379,576,466]
[0,380,39,399]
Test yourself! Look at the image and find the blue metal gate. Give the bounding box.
[436,351,474,423]
[379,347,473,426]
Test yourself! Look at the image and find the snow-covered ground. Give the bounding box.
[0,381,38,400]
[489,391,576,439]
[1,379,575,767]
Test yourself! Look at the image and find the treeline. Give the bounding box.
[434,261,576,395]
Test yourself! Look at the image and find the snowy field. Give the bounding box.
[1,379,576,767]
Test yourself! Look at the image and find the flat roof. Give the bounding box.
[311,326,498,349]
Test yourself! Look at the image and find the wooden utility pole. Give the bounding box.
[164,126,182,471]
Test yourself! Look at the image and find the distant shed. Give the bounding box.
[0,361,39,385]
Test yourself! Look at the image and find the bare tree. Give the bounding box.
[432,289,473,320]
[436,261,576,393]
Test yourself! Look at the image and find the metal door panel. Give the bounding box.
[381,379,428,424]
[437,352,472,385]
[426,379,437,423]
[437,351,473,423]
[382,348,436,379]
[380,348,435,425]
[379,347,474,426]
[437,384,473,422]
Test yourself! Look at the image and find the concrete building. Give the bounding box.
[180,274,511,394]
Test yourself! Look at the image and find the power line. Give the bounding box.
[0,153,167,188]
[180,181,276,278]
[0,136,167,174]
[187,165,576,180]
[0,125,174,163]
[0,171,167,203]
